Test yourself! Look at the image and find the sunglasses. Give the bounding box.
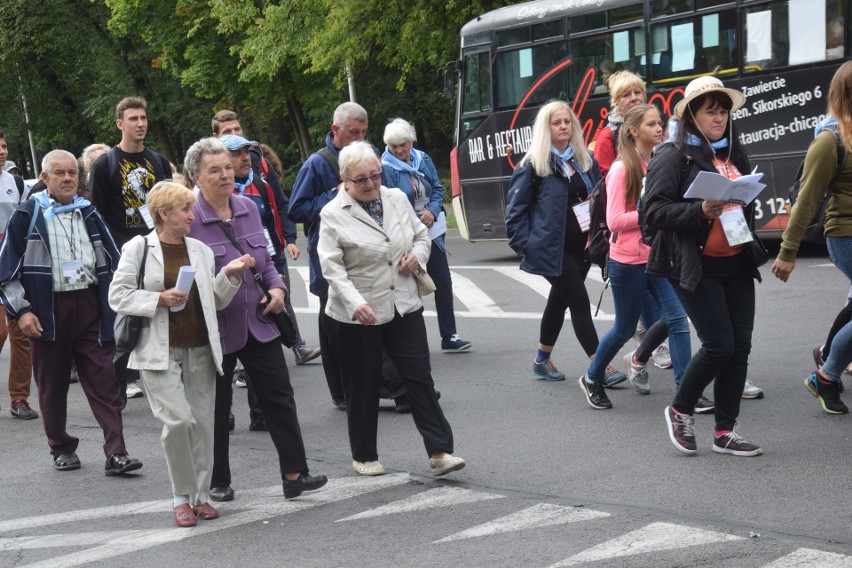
[347,171,382,186]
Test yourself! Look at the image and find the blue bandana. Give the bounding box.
[685,132,729,150]
[381,148,424,176]
[33,190,90,219]
[815,116,839,138]
[551,146,575,178]
[233,168,254,194]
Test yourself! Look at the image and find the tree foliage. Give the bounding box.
[0,0,514,180]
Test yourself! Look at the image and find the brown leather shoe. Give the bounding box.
[173,503,197,527]
[192,502,220,520]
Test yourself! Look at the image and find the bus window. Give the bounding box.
[495,41,568,109]
[462,51,492,114]
[570,28,646,95]
[651,0,693,17]
[743,0,846,72]
[650,9,737,83]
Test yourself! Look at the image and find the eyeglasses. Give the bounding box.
[347,171,382,185]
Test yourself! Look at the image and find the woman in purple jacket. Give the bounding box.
[185,138,327,502]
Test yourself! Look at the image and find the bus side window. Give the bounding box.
[650,9,737,83]
[463,52,492,113]
[743,0,845,72]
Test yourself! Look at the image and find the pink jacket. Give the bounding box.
[606,160,649,265]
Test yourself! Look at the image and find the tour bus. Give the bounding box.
[446,0,848,241]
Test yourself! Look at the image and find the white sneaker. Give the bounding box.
[126,382,143,399]
[652,344,672,369]
[741,379,764,399]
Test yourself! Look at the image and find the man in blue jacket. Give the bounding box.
[0,150,142,475]
[289,102,368,409]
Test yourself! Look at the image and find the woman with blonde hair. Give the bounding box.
[506,100,625,394]
[772,60,852,415]
[594,71,647,176]
[109,181,253,526]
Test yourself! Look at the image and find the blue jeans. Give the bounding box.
[823,237,852,381]
[587,259,691,385]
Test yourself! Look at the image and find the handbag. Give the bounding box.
[389,196,436,296]
[218,222,299,348]
[747,231,770,268]
[114,237,148,358]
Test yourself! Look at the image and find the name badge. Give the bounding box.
[138,204,155,229]
[61,259,87,289]
[572,200,591,233]
[719,206,753,246]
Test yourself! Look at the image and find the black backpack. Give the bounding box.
[788,125,847,244]
[585,175,614,278]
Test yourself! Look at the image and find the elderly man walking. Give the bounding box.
[0,150,142,475]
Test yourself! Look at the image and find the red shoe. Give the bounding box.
[173,503,197,527]
[192,502,220,520]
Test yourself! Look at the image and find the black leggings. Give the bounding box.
[540,251,599,356]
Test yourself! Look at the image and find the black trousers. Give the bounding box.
[319,296,344,401]
[211,336,308,487]
[672,254,755,431]
[325,308,453,462]
[540,250,599,356]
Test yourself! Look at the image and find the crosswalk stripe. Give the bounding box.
[336,486,504,522]
[762,548,852,567]
[448,271,503,314]
[547,521,744,567]
[493,267,611,318]
[6,474,411,568]
[434,503,610,543]
[291,266,320,312]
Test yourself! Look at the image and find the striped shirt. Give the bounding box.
[45,209,98,292]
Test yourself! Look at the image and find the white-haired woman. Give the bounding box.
[109,181,252,527]
[381,118,471,353]
[319,141,464,478]
[505,100,625,399]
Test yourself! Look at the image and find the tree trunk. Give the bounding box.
[286,93,312,162]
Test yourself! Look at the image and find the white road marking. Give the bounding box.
[447,271,503,314]
[492,267,611,317]
[547,521,744,567]
[291,266,320,312]
[762,548,852,567]
[434,503,610,543]
[335,486,504,522]
[4,474,411,568]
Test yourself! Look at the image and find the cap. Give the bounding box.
[219,135,258,152]
[3,160,18,172]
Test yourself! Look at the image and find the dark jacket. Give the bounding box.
[0,196,120,342]
[288,133,339,298]
[505,153,601,276]
[642,142,762,291]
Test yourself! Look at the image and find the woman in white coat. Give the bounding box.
[318,141,465,478]
[109,181,253,527]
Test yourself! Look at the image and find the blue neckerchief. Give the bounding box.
[381,148,424,177]
[815,116,839,138]
[667,118,679,141]
[685,132,729,150]
[233,168,254,194]
[551,146,575,179]
[33,190,90,219]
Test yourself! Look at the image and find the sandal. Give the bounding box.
[352,460,385,476]
[54,452,81,471]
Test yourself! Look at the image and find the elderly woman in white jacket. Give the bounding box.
[108,181,253,528]
[318,141,464,478]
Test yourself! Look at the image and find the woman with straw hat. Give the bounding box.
[642,76,764,457]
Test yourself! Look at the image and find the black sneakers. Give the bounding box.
[806,371,849,415]
[694,396,715,414]
[712,431,763,456]
[665,406,696,455]
[579,375,612,409]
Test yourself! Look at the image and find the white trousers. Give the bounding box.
[141,345,216,505]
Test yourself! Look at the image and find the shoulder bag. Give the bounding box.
[114,237,148,358]
[389,195,436,295]
[218,222,299,347]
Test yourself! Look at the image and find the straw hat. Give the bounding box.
[674,76,746,118]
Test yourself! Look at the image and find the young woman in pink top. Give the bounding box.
[580,105,691,408]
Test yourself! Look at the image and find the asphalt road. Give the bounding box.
[1,232,850,568]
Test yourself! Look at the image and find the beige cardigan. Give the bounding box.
[318,186,431,324]
[107,231,240,373]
